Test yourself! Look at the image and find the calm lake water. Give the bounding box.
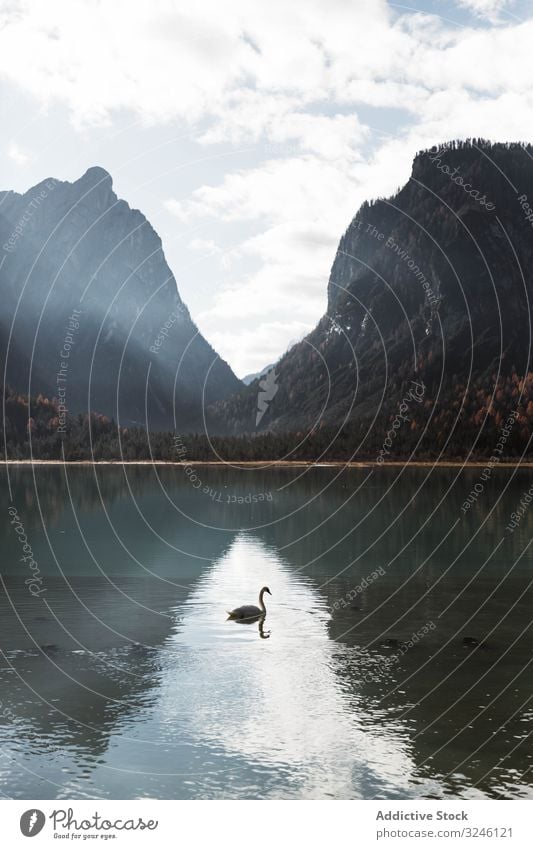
[1,463,532,800]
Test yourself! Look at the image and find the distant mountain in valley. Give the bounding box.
[209,140,533,457]
[0,166,241,431]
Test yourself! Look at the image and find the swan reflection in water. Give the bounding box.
[229,612,271,639]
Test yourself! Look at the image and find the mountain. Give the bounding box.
[209,140,533,455]
[241,363,275,386]
[0,166,241,431]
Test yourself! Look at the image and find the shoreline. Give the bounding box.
[1,459,532,469]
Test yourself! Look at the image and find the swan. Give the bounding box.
[227,586,272,620]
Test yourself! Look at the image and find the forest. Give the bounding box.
[2,368,532,462]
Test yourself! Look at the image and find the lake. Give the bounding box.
[1,463,532,800]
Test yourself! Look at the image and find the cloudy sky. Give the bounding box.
[1,0,532,376]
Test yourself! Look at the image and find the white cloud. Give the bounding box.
[201,101,369,161]
[164,199,188,221]
[210,319,311,377]
[189,238,220,253]
[172,154,364,225]
[0,0,255,126]
[0,0,393,127]
[456,0,512,23]
[7,141,30,165]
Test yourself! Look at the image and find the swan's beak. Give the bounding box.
[267,588,272,595]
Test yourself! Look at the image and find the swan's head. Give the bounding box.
[261,586,272,596]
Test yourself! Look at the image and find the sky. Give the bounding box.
[1,0,533,377]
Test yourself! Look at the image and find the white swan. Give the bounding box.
[227,586,272,620]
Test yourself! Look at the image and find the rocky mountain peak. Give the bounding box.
[0,167,241,430]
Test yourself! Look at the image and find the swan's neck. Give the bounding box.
[259,589,267,613]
